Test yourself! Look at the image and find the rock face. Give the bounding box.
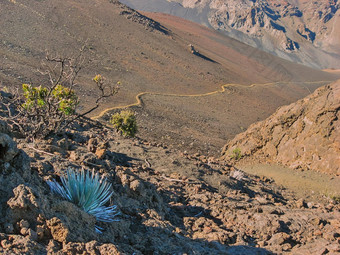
[205,0,340,68]
[0,118,339,254]
[222,80,340,175]
[0,133,18,162]
[120,0,340,68]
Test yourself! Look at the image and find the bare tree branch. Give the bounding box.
[0,46,119,138]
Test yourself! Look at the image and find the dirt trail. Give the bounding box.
[91,80,332,120]
[91,79,339,203]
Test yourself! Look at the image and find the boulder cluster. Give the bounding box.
[0,114,339,254]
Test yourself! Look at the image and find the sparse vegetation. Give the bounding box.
[47,168,119,233]
[231,147,242,160]
[0,84,79,138]
[110,110,137,137]
[323,190,340,203]
[0,49,119,138]
[22,84,79,115]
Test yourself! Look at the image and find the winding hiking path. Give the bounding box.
[91,80,332,120]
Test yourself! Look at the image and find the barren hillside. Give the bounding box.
[2,0,339,155]
[120,0,340,69]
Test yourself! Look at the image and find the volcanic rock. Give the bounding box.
[222,80,340,175]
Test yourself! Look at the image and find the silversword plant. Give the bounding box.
[47,168,119,233]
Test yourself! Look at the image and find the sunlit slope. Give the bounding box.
[1,0,338,116]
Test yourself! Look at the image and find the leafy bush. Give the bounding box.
[22,84,79,115]
[231,148,242,160]
[0,51,119,138]
[110,110,137,137]
[51,84,79,115]
[22,84,49,111]
[0,83,80,137]
[47,168,119,233]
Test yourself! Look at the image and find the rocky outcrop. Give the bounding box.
[205,0,340,68]
[0,133,18,162]
[0,120,11,136]
[0,118,339,254]
[113,1,170,34]
[222,80,340,175]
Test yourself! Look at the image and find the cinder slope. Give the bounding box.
[121,0,340,69]
[1,0,339,156]
[0,0,337,117]
[0,0,234,115]
[222,80,340,175]
[143,12,339,82]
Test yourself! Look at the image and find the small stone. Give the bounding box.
[36,225,45,239]
[296,198,306,208]
[314,229,322,236]
[268,232,290,245]
[28,229,38,241]
[257,241,266,247]
[129,179,145,195]
[282,243,292,251]
[87,138,98,153]
[69,151,79,161]
[255,196,268,205]
[1,239,11,249]
[95,148,107,159]
[323,231,336,241]
[19,219,30,229]
[85,240,99,253]
[4,223,14,234]
[20,227,29,236]
[309,217,321,226]
[7,185,39,211]
[329,219,340,228]
[307,202,314,208]
[0,120,10,135]
[47,217,69,243]
[0,134,19,162]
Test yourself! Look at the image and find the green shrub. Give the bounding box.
[22,84,79,115]
[8,83,80,137]
[110,110,137,137]
[22,84,48,110]
[51,84,79,115]
[0,50,119,138]
[231,147,242,160]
